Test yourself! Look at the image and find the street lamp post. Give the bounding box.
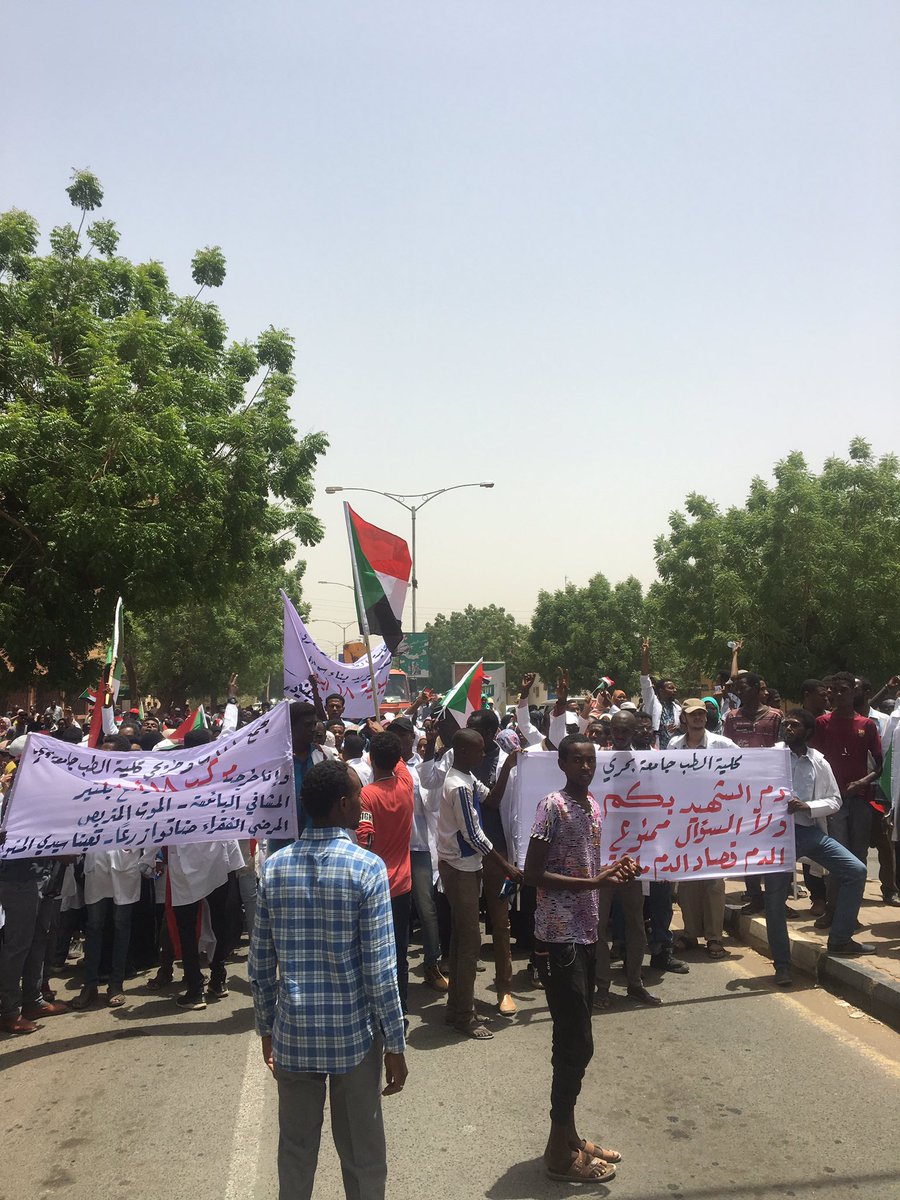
[324,482,495,632]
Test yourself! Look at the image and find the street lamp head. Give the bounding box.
[480,481,495,489]
[325,486,343,494]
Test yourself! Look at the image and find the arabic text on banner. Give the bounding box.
[0,705,297,859]
[514,747,795,880]
[282,589,392,719]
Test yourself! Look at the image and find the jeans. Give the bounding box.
[0,880,54,1016]
[824,796,872,915]
[409,851,440,968]
[83,899,134,989]
[438,862,482,1026]
[239,872,258,938]
[389,891,411,1014]
[764,824,867,968]
[535,941,596,1125]
[802,863,826,904]
[275,1038,386,1200]
[647,881,674,953]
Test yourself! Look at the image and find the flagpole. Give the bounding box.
[344,502,381,720]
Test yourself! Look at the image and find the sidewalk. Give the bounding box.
[721,863,900,1030]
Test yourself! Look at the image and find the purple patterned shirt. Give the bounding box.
[531,790,603,945]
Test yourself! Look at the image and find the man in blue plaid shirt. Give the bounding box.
[250,758,408,1200]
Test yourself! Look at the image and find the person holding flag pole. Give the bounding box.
[87,596,125,748]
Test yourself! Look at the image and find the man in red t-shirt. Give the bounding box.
[810,671,882,928]
[357,730,414,1013]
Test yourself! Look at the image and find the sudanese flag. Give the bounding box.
[344,504,411,653]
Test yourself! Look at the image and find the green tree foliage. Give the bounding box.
[0,172,327,689]
[424,605,530,691]
[528,575,665,696]
[130,561,307,711]
[650,440,900,694]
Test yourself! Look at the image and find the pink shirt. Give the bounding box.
[531,790,603,945]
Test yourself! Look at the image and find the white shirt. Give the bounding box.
[668,732,738,751]
[438,767,493,871]
[83,850,154,906]
[167,841,244,907]
[640,675,682,742]
[345,755,373,787]
[775,742,842,831]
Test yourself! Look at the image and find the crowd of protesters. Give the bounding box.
[1,643,899,1194]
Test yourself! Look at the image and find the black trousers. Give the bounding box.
[390,890,412,1014]
[173,879,236,993]
[535,940,596,1125]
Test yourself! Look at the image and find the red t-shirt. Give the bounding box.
[722,705,782,748]
[810,712,882,803]
[357,760,413,897]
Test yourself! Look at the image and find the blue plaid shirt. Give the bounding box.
[249,826,406,1073]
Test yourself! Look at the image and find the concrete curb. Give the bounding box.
[723,902,900,1032]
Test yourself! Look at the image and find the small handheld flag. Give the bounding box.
[442,660,485,728]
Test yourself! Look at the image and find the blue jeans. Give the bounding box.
[763,825,867,969]
[410,850,440,968]
[83,899,134,989]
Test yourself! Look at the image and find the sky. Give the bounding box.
[4,1,899,655]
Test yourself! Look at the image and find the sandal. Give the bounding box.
[706,940,727,959]
[546,1150,616,1183]
[674,934,699,952]
[579,1140,622,1164]
[454,1020,493,1040]
[106,990,126,1008]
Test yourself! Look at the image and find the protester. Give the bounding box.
[437,728,521,1039]
[764,710,870,985]
[250,759,407,1200]
[639,638,682,749]
[524,734,639,1184]
[669,699,738,958]
[357,730,415,1015]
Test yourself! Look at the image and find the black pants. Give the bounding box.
[173,879,235,994]
[535,940,596,1125]
[390,890,412,1014]
[802,863,826,904]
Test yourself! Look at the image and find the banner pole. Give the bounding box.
[344,503,381,720]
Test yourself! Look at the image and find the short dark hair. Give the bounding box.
[742,672,762,690]
[102,734,134,752]
[785,708,816,735]
[368,731,403,771]
[855,676,872,693]
[342,731,365,758]
[326,721,345,734]
[324,693,344,707]
[800,678,824,696]
[828,670,856,689]
[558,733,592,759]
[468,708,500,738]
[290,701,317,719]
[302,759,353,819]
[184,728,214,748]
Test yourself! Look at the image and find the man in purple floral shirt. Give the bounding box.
[524,734,639,1185]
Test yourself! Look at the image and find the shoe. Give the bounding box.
[740,900,765,915]
[71,986,99,1011]
[649,950,689,974]
[207,977,229,1000]
[881,892,900,907]
[106,988,126,1008]
[827,940,875,957]
[21,1000,70,1019]
[774,968,793,988]
[808,900,827,918]
[146,969,174,990]
[627,985,662,1007]
[175,991,207,1010]
[423,964,449,992]
[498,993,517,1016]
[527,962,543,988]
[813,913,833,930]
[0,1014,40,1034]
[594,988,611,1010]
[41,986,56,1003]
[608,941,624,964]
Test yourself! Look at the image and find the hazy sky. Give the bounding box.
[4,2,899,655]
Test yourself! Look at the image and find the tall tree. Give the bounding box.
[424,604,530,691]
[527,575,665,696]
[650,440,900,694]
[0,172,326,690]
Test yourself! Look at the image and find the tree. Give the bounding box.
[0,172,327,690]
[527,574,663,696]
[424,605,530,691]
[129,560,308,712]
[649,440,900,695]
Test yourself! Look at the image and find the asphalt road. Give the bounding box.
[2,936,898,1200]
